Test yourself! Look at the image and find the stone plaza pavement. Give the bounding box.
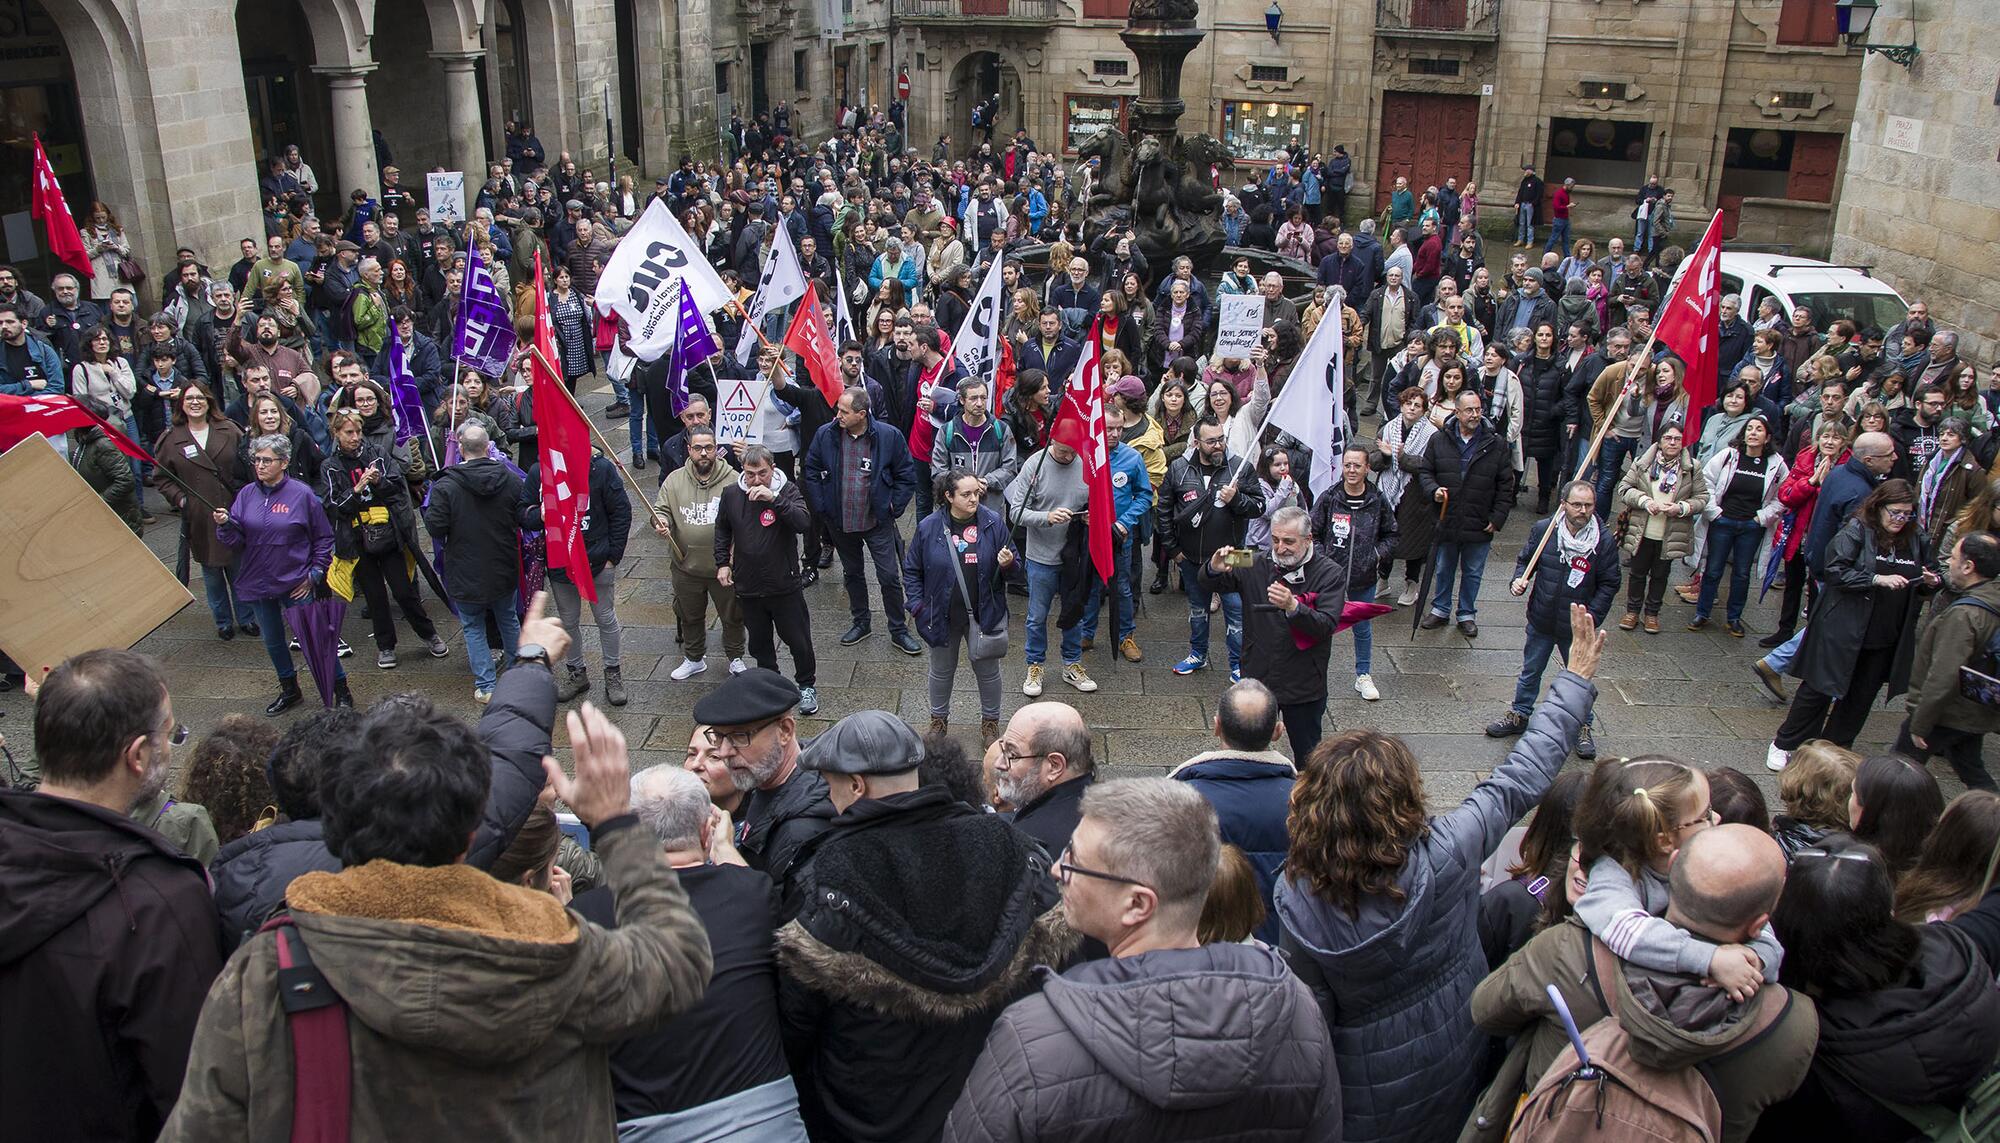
[0,394,1969,811]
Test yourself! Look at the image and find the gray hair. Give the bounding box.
[1270,505,1311,537]
[1933,331,1958,351]
[357,256,380,277]
[1720,293,1742,309]
[739,443,775,468]
[456,421,491,457]
[956,376,989,399]
[1080,778,1220,921]
[1358,218,1377,235]
[250,433,291,462]
[630,765,711,849]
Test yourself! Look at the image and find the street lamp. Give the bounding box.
[1835,0,1920,69]
[1266,1,1282,40]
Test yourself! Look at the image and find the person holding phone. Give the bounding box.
[1159,416,1268,680]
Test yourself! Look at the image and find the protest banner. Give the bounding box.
[714,376,767,446]
[1213,294,1266,359]
[426,172,466,225]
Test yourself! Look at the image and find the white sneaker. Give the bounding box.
[1062,663,1098,693]
[1023,663,1044,697]
[1396,581,1421,607]
[1766,742,1791,773]
[670,657,708,681]
[1354,674,1381,701]
[728,658,748,675]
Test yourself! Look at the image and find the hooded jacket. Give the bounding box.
[322,438,424,560]
[942,943,1341,1143]
[73,425,143,534]
[715,466,811,598]
[777,786,1078,1143]
[1170,749,1296,943]
[422,455,524,604]
[1904,574,2000,738]
[656,454,737,577]
[0,788,225,1141]
[161,818,715,1143]
[1277,671,1592,1143]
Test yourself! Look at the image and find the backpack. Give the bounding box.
[259,914,352,1142]
[1510,940,1783,1143]
[1946,595,2000,701]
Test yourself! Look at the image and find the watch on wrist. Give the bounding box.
[515,643,551,669]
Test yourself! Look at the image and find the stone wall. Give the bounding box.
[1832,0,2000,363]
[370,4,454,176]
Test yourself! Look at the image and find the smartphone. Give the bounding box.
[1225,549,1255,569]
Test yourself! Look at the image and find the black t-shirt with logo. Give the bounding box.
[1865,544,1921,648]
[1,340,47,391]
[1318,490,1370,562]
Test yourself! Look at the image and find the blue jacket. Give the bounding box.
[1802,454,1883,576]
[802,417,916,529]
[1105,441,1154,543]
[1729,351,1793,411]
[1170,749,1295,943]
[0,332,66,397]
[901,504,1015,647]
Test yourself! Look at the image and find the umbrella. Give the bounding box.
[1759,512,1797,601]
[284,594,349,708]
[1412,491,1449,635]
[1335,600,1396,634]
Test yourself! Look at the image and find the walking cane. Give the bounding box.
[1411,489,1448,636]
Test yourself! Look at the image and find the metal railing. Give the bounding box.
[892,0,1065,22]
[1376,0,1501,37]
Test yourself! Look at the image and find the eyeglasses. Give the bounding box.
[1885,509,1915,521]
[1055,844,1146,888]
[250,456,285,467]
[998,746,1050,766]
[161,723,189,746]
[704,718,779,749]
[1676,806,1719,831]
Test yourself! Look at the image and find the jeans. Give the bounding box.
[247,596,346,686]
[830,520,908,636]
[200,564,255,629]
[1512,626,1593,723]
[608,370,631,409]
[1696,516,1762,623]
[1430,539,1492,622]
[1765,625,1806,673]
[1545,217,1571,256]
[1634,217,1655,255]
[1897,719,1998,792]
[1280,697,1328,762]
[1351,577,1378,675]
[1079,535,1136,645]
[1025,559,1083,666]
[454,594,521,692]
[550,563,621,669]
[1593,435,1639,520]
[1515,203,1535,245]
[1180,560,1243,671]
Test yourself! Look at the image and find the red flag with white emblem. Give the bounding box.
[1652,211,1725,444]
[532,251,596,602]
[1048,343,1115,583]
[30,135,91,278]
[0,393,149,460]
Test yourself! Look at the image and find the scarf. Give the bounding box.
[1649,450,1683,498]
[1555,513,1600,563]
[1920,446,1962,531]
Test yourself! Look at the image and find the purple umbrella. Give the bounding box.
[285,595,349,708]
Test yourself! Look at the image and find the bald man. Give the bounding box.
[1470,825,1817,1143]
[994,702,1096,857]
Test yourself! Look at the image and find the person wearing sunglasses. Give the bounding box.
[947,777,1337,1140]
[779,710,1067,1143]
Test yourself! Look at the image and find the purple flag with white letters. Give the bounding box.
[666,279,720,415]
[453,243,517,378]
[385,321,425,446]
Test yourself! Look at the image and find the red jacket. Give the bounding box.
[1776,442,1851,561]
[1551,186,1572,220]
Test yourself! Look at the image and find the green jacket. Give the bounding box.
[351,283,387,354]
[73,429,143,535]
[129,788,219,866]
[654,456,737,576]
[1906,575,2000,738]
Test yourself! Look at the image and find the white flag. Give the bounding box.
[595,199,733,355]
[734,220,808,365]
[948,256,1007,383]
[1265,298,1346,497]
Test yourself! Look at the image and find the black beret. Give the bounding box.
[691,667,801,727]
[800,710,922,776]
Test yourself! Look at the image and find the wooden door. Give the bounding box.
[1786,132,1842,202]
[1409,0,1468,30]
[1376,92,1480,212]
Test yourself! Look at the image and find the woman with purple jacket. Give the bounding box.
[214,432,351,714]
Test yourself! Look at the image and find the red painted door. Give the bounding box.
[1410,0,1468,29]
[1786,132,1842,202]
[1718,194,1744,240]
[1376,92,1480,212]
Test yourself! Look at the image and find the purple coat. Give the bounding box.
[216,476,334,601]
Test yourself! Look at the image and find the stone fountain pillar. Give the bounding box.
[1119,10,1205,145]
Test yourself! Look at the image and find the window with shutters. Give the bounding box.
[1082,0,1131,17]
[1092,59,1129,76]
[1409,58,1461,76]
[1777,0,1839,46]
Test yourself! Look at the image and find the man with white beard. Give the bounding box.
[691,668,834,900]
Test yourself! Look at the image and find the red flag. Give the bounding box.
[1047,343,1116,583]
[993,336,1017,406]
[782,290,844,407]
[530,251,597,602]
[0,393,149,461]
[1652,211,1725,445]
[30,135,92,278]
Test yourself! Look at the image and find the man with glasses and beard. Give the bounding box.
[0,649,225,1140]
[692,668,834,898]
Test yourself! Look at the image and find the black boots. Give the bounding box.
[266,678,305,716]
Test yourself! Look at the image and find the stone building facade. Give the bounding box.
[894,0,1868,253]
[1832,0,1998,364]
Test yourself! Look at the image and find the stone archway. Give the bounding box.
[947,51,1024,163]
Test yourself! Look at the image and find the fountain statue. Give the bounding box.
[1078,0,1235,271]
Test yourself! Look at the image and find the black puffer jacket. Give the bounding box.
[208,818,342,949]
[422,455,524,604]
[1514,351,1574,462]
[777,786,1078,1143]
[1417,422,1519,546]
[519,452,632,581]
[1157,452,1268,563]
[1513,515,1621,639]
[1310,481,1398,584]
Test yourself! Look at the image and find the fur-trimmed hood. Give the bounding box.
[777,906,1075,1023]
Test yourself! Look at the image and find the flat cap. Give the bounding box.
[801,710,922,776]
[691,667,801,726]
[565,199,586,210]
[334,240,360,254]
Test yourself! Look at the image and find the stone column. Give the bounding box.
[433,51,488,176]
[314,65,380,201]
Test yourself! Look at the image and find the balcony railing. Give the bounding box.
[892,0,1065,24]
[1376,0,1500,39]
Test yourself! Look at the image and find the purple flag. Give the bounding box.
[385,321,425,446]
[666,280,720,415]
[453,243,517,377]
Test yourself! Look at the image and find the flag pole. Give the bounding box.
[524,340,666,527]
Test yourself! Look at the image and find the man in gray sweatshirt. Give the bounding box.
[1006,440,1095,697]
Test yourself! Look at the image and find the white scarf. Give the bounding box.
[1555,513,1600,563]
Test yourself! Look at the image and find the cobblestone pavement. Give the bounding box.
[0,391,1965,811]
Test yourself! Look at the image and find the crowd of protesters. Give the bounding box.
[5,99,2000,1143]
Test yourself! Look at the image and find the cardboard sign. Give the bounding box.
[1214,294,1266,359]
[427,171,467,225]
[714,377,767,446]
[0,438,192,675]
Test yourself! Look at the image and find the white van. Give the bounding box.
[1717,253,1909,334]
